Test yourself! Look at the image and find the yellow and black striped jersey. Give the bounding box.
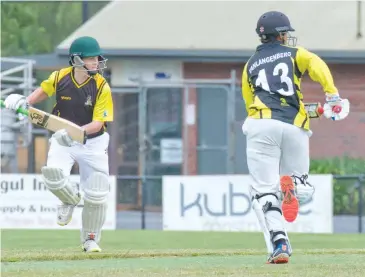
[242,41,338,130]
[40,67,114,130]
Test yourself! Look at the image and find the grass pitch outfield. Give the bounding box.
[1,230,365,277]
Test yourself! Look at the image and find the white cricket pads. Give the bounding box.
[53,129,74,147]
[81,172,110,244]
[252,198,274,255]
[252,192,292,255]
[293,174,315,204]
[41,166,81,205]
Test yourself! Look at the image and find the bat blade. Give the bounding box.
[1,100,86,144]
[27,107,86,144]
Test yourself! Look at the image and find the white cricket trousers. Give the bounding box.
[46,132,110,186]
[242,118,311,195]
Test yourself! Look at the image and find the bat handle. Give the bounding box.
[0,99,29,116]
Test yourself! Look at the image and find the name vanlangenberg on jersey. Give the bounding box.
[249,52,292,74]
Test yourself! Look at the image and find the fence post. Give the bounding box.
[227,70,236,174]
[138,86,147,230]
[27,134,35,173]
[358,177,364,233]
[141,176,146,230]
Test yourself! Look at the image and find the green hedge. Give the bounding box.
[309,157,365,215]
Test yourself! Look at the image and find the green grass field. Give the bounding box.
[1,230,365,277]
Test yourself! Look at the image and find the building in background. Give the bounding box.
[4,1,365,179]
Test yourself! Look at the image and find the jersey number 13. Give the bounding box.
[255,62,295,96]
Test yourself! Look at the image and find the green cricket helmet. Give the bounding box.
[68,36,107,76]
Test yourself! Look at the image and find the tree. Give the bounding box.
[1,1,109,57]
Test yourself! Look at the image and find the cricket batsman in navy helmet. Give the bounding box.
[241,11,350,264]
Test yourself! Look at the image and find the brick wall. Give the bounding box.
[184,62,365,173]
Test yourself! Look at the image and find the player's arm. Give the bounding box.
[82,82,114,135]
[26,88,48,105]
[295,47,338,95]
[296,47,350,121]
[242,63,254,112]
[27,71,58,105]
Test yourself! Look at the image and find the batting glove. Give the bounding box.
[4,94,28,111]
[53,129,74,147]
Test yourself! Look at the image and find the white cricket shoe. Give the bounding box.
[57,204,76,226]
[83,240,102,252]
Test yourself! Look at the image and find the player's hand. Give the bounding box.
[4,94,28,111]
[53,129,74,147]
[323,93,350,121]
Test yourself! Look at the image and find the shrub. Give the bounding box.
[310,157,365,215]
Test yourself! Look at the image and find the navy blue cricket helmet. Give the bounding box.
[256,11,297,46]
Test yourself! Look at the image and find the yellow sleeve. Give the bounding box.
[242,63,254,112]
[295,47,338,95]
[93,81,114,122]
[40,71,59,97]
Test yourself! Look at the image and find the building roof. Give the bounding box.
[2,53,68,71]
[56,0,365,62]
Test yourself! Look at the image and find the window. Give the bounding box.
[146,88,182,139]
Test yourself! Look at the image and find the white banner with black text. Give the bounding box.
[0,174,116,230]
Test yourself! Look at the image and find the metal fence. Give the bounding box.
[1,65,364,233]
[116,174,365,233]
[4,70,364,175]
[2,71,248,176]
[110,72,245,182]
[333,174,365,233]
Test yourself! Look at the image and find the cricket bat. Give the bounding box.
[0,100,86,144]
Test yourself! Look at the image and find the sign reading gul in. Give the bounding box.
[0,174,117,230]
[163,175,333,233]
